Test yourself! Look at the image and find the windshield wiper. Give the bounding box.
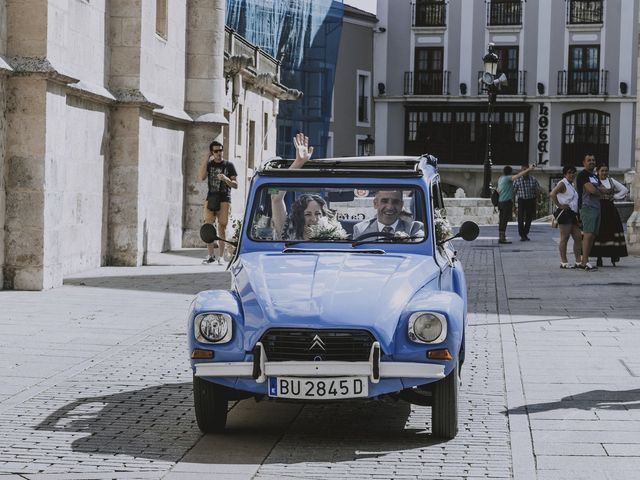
[351,235,424,247]
[283,247,386,254]
[283,240,308,247]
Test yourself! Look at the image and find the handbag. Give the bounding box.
[490,189,499,207]
[551,208,564,228]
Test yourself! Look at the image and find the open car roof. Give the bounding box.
[256,155,439,179]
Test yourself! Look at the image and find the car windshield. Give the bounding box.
[248,185,427,244]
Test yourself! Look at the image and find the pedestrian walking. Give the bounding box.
[199,140,238,264]
[496,165,535,244]
[575,154,610,271]
[513,165,541,241]
[590,164,629,267]
[549,166,582,268]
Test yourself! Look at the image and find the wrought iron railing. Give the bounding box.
[567,0,603,24]
[412,0,447,27]
[487,0,522,26]
[404,71,450,95]
[557,70,608,95]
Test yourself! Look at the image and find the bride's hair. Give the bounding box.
[281,194,334,240]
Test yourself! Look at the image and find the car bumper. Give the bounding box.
[193,341,445,384]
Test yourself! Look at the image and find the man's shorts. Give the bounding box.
[579,206,600,234]
[206,192,231,212]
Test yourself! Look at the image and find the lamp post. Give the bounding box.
[363,134,375,156]
[480,44,500,198]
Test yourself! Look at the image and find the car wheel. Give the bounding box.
[431,361,458,439]
[193,376,229,433]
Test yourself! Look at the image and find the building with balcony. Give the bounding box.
[374,0,638,196]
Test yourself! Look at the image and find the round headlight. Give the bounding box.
[411,313,444,343]
[199,314,229,342]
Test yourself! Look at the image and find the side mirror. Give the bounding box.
[458,221,480,241]
[437,221,479,246]
[200,223,239,247]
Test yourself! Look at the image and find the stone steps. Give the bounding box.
[443,198,499,227]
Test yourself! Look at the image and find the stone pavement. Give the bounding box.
[0,226,638,479]
[491,223,640,480]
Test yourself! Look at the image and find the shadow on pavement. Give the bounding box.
[36,383,201,462]
[64,272,231,295]
[150,249,206,260]
[505,388,640,415]
[35,382,442,463]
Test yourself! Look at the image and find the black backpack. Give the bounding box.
[490,189,499,207]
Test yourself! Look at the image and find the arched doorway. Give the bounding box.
[562,110,610,166]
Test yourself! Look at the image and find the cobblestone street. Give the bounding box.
[1,225,639,479]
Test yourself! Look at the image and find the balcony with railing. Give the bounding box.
[224,26,279,79]
[567,0,603,24]
[404,71,450,95]
[487,0,522,26]
[412,0,446,27]
[476,71,526,95]
[557,70,608,95]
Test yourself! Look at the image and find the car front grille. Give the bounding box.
[259,328,376,362]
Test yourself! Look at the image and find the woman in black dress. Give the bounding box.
[591,165,629,266]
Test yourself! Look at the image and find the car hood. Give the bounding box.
[233,251,440,350]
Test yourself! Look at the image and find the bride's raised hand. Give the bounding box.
[293,132,314,166]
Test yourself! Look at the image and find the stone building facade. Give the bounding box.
[0,0,293,290]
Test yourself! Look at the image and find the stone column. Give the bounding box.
[106,1,146,265]
[627,44,640,254]
[3,78,49,289]
[627,118,640,253]
[2,0,71,289]
[0,72,7,288]
[107,106,143,265]
[183,0,228,247]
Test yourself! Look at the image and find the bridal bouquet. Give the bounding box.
[305,217,349,240]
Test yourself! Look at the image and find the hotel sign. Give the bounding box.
[537,103,549,165]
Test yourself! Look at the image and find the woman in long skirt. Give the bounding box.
[591,164,629,266]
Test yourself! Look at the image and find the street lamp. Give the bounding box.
[363,134,375,156]
[479,44,507,198]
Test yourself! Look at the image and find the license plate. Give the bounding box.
[268,376,368,399]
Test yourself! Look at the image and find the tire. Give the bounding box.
[431,361,459,439]
[193,376,229,433]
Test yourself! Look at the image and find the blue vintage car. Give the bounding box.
[188,155,478,439]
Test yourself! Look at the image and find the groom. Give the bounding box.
[352,190,424,239]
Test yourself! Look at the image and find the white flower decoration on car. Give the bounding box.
[434,208,453,244]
